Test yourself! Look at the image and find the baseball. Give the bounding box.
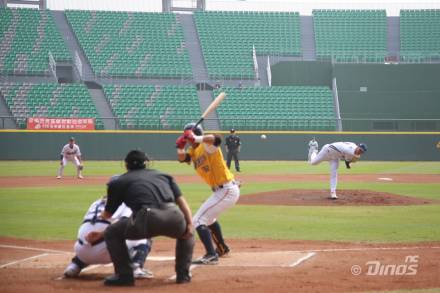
[260,134,267,140]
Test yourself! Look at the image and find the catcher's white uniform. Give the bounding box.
[64,198,152,278]
[57,143,83,179]
[310,142,359,198]
[75,199,148,264]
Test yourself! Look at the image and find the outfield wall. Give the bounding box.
[1,131,439,161]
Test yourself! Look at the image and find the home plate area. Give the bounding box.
[0,249,316,274]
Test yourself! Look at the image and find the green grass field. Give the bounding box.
[0,161,439,242]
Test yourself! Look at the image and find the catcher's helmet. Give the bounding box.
[358,143,368,153]
[184,122,203,136]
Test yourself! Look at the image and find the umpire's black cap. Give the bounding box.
[125,150,149,170]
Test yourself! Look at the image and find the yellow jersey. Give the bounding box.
[188,143,234,188]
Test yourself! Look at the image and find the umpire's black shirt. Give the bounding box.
[105,169,182,214]
[225,134,241,151]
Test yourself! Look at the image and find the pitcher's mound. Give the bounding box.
[238,189,434,206]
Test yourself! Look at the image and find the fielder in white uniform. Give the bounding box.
[57,137,83,179]
[309,141,367,199]
[308,138,319,162]
[63,195,153,279]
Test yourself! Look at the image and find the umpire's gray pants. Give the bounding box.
[104,203,194,279]
[226,150,240,171]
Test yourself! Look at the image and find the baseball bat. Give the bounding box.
[194,92,226,128]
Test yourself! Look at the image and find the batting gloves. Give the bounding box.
[184,130,203,144]
[176,135,187,149]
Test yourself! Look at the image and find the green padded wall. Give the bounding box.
[334,64,440,131]
[271,61,333,87]
[1,131,439,161]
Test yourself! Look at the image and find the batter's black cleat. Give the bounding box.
[104,274,135,286]
[176,275,191,284]
[192,254,219,265]
[216,245,231,257]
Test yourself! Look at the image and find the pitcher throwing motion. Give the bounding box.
[309,141,367,199]
[176,123,240,265]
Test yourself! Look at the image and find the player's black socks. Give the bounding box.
[208,221,227,247]
[196,225,217,256]
[72,256,87,269]
[131,243,150,267]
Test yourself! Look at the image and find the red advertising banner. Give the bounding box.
[27,117,95,130]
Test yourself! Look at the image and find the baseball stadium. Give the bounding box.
[1,0,440,292]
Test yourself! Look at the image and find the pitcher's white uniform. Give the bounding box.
[57,143,83,178]
[310,142,359,196]
[74,198,148,265]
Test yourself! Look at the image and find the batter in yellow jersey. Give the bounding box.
[176,123,240,265]
[188,140,234,188]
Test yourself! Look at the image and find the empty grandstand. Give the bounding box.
[65,10,192,79]
[194,11,301,79]
[0,82,103,129]
[400,9,440,61]
[215,86,336,130]
[0,7,70,76]
[102,84,200,130]
[0,1,439,132]
[313,9,388,62]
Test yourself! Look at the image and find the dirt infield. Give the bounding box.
[238,189,435,206]
[0,237,439,293]
[1,173,440,188]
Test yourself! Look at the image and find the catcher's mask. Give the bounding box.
[125,150,150,170]
[184,123,203,136]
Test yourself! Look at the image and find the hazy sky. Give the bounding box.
[12,0,440,15]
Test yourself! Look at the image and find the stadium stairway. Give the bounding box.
[87,86,115,130]
[179,14,209,81]
[387,16,400,58]
[300,16,316,60]
[51,11,95,81]
[197,90,220,131]
[0,92,17,128]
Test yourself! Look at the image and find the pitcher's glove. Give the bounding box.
[344,160,351,169]
[78,165,84,171]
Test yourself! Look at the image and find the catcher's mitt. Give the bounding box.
[78,165,84,171]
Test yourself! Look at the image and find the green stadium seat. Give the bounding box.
[194,11,301,79]
[102,85,200,130]
[65,10,192,79]
[400,9,440,61]
[215,86,336,131]
[0,83,103,130]
[0,7,71,76]
[312,10,387,62]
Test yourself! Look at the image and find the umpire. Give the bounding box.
[225,129,241,172]
[87,150,194,286]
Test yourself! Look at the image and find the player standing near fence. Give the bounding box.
[57,137,84,179]
[176,123,240,265]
